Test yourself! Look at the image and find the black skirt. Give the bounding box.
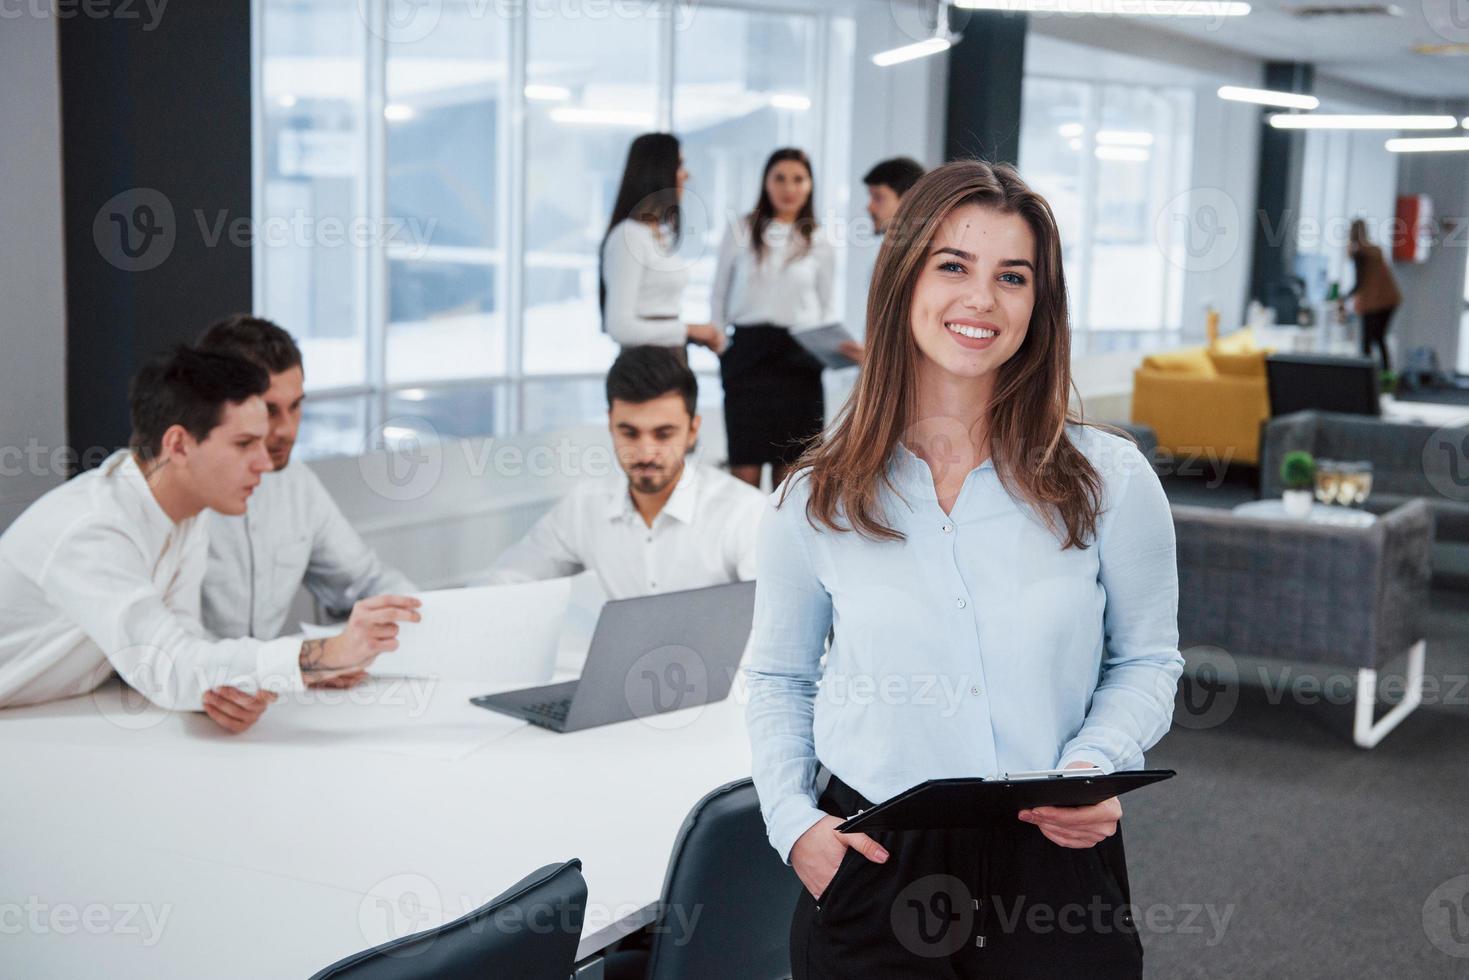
[720,323,826,467]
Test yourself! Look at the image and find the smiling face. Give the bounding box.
[908,203,1037,396]
[764,159,812,218]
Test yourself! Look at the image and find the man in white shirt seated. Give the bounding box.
[0,346,421,732]
[479,346,766,599]
[196,316,416,665]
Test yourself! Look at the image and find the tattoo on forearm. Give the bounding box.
[300,639,330,674]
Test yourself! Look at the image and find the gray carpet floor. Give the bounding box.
[1128,474,1469,979]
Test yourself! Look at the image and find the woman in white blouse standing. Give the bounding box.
[600,132,725,357]
[711,148,835,489]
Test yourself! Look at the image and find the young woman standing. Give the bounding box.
[600,132,724,355]
[711,148,835,489]
[745,160,1183,979]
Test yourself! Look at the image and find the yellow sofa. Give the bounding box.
[1129,328,1272,466]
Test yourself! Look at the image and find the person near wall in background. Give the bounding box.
[832,156,929,378]
[745,161,1182,979]
[600,132,725,357]
[0,346,419,732]
[197,317,417,687]
[474,346,764,600]
[863,156,926,236]
[712,148,839,490]
[1340,218,1402,372]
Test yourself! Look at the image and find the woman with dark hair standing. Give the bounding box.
[711,148,835,489]
[1340,218,1401,371]
[600,132,724,355]
[745,160,1182,979]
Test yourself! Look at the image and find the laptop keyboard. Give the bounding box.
[523,697,572,723]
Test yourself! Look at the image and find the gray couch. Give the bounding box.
[1171,499,1433,747]
[1260,410,1469,544]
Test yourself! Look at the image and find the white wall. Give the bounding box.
[1393,136,1469,373]
[0,15,67,530]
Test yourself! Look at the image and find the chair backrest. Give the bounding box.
[645,779,801,980]
[309,860,587,980]
[1266,354,1380,418]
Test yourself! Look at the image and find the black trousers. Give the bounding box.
[791,776,1144,980]
[720,324,825,468]
[1360,306,1395,372]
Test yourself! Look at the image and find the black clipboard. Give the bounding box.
[835,770,1176,833]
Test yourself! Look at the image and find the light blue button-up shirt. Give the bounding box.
[745,424,1183,861]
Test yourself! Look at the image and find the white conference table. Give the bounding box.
[0,664,755,978]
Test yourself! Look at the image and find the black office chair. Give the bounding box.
[603,779,802,980]
[309,859,587,980]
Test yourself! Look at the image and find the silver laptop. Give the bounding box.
[469,580,756,732]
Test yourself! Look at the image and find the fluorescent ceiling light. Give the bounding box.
[276,93,298,109]
[1463,117,1469,129]
[524,84,570,102]
[769,93,811,111]
[1217,85,1318,110]
[384,104,416,122]
[1385,136,1469,153]
[1096,130,1154,146]
[1058,122,1084,138]
[956,0,1250,16]
[1068,137,1082,150]
[872,36,952,67]
[549,107,656,127]
[395,389,430,402]
[1095,146,1150,162]
[1268,113,1458,130]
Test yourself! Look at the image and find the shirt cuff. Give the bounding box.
[768,797,830,866]
[1056,746,1119,774]
[236,636,308,695]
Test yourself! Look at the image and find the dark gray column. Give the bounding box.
[60,2,254,468]
[1247,61,1315,325]
[944,11,1028,165]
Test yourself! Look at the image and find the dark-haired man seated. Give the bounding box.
[477,346,765,599]
[196,315,415,664]
[0,346,420,732]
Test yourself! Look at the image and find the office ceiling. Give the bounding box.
[1132,0,1469,102]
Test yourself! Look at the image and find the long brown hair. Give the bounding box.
[749,148,816,264]
[787,159,1104,550]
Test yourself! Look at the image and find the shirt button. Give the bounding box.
[942,523,953,533]
[971,686,981,696]
[956,598,967,609]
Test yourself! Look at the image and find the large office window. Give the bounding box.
[255,0,850,459]
[1019,76,1194,353]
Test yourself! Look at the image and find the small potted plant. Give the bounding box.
[1379,369,1399,396]
[1280,451,1315,517]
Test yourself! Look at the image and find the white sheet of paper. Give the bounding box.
[372,578,572,687]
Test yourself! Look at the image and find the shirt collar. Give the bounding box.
[106,449,182,533]
[606,461,701,526]
[889,441,995,501]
